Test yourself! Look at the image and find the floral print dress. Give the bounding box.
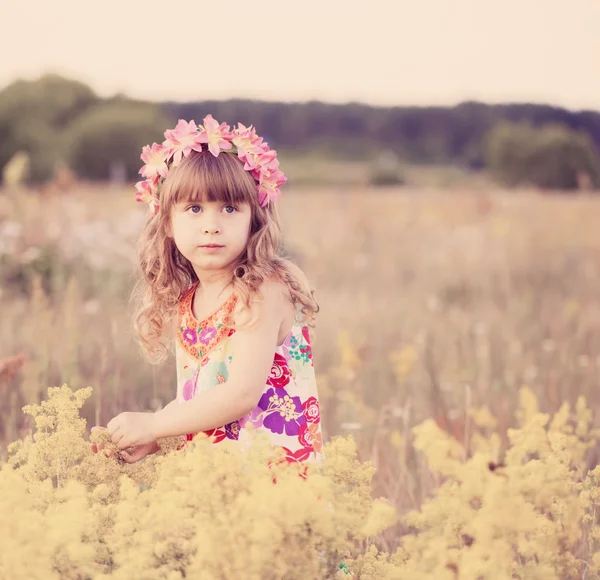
[175,282,324,468]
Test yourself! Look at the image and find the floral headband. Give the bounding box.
[135,115,287,215]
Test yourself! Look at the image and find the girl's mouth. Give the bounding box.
[199,244,224,251]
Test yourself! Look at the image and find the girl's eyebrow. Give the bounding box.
[174,201,195,211]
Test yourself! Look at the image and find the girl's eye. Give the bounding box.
[224,205,237,214]
[187,205,201,214]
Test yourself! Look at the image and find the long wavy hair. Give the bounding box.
[132,148,318,363]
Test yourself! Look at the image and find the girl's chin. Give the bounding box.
[190,259,235,273]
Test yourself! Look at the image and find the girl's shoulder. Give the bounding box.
[259,276,293,303]
[251,277,296,319]
[233,277,293,330]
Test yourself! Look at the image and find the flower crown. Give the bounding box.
[135,114,287,215]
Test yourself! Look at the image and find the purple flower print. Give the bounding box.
[183,328,197,345]
[258,387,306,436]
[239,406,264,430]
[183,379,196,401]
[182,367,200,401]
[199,327,217,345]
[225,420,241,440]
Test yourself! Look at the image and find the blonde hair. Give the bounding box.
[131,149,318,363]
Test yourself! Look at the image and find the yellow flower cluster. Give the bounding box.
[3,383,600,579]
[393,387,600,579]
[0,385,395,579]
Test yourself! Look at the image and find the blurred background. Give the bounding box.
[1,0,600,517]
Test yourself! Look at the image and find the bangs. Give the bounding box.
[162,149,258,207]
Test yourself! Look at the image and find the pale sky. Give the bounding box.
[1,0,599,111]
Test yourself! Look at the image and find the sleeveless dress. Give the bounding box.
[174,281,324,469]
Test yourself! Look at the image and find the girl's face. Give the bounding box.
[170,199,252,275]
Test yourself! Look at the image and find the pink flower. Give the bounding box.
[243,143,272,173]
[135,179,160,215]
[232,123,264,160]
[257,168,287,206]
[135,116,287,211]
[250,150,281,181]
[197,114,233,157]
[162,119,204,167]
[259,149,279,169]
[139,143,169,179]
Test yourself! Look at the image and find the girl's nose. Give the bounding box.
[203,221,221,234]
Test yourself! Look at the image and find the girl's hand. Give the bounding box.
[89,426,117,458]
[89,426,159,463]
[107,411,158,451]
[116,440,160,463]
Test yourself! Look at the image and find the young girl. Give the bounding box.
[91,115,324,471]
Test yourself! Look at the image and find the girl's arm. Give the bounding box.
[162,398,180,411]
[147,400,181,454]
[152,281,290,439]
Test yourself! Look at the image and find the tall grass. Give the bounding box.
[2,184,600,538]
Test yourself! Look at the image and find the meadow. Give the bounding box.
[2,182,600,578]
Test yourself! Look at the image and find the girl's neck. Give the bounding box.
[193,268,233,303]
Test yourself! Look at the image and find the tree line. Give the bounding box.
[1,73,599,190]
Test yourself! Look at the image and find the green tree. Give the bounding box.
[65,103,171,180]
[0,74,98,182]
[485,121,600,191]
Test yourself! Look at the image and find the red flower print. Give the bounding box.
[301,326,313,360]
[269,447,312,482]
[298,422,323,453]
[283,446,313,464]
[298,423,312,449]
[302,326,311,343]
[176,433,197,451]
[203,428,226,443]
[302,396,321,424]
[267,353,291,388]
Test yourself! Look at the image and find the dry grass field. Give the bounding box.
[2,182,600,520]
